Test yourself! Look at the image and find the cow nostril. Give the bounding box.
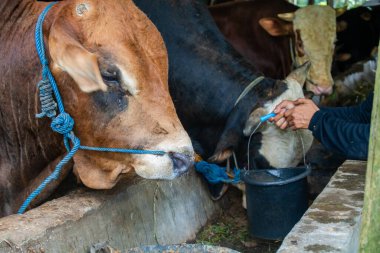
[317,86,333,95]
[169,152,194,176]
[312,85,333,96]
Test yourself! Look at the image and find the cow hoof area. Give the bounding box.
[207,182,230,201]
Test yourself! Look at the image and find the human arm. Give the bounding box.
[309,111,370,160]
[270,98,370,160]
[319,92,373,123]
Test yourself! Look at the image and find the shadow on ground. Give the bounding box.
[193,187,282,253]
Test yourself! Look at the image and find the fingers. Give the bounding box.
[287,119,299,131]
[270,98,317,131]
[288,118,307,130]
[294,98,313,105]
[284,108,294,118]
[270,99,308,130]
[279,119,289,129]
[269,109,286,122]
[275,117,285,126]
[293,98,307,105]
[269,108,289,129]
[273,100,295,114]
[269,115,290,129]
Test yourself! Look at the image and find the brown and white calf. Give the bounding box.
[0,0,193,217]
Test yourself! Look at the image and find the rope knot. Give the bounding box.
[51,112,74,135]
[36,78,57,118]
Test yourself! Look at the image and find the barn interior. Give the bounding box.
[0,0,379,252]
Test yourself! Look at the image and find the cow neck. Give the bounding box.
[0,1,62,161]
[1,1,59,42]
[2,1,34,25]
[0,0,29,18]
[0,1,63,215]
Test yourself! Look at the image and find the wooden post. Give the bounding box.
[359,46,380,252]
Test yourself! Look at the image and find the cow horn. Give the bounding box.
[335,6,347,17]
[277,12,295,22]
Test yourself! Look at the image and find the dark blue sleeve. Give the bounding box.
[319,92,373,123]
[308,111,370,160]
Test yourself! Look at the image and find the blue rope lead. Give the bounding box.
[18,132,80,214]
[18,2,165,214]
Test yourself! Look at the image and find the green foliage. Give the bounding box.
[196,222,249,245]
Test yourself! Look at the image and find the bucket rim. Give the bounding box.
[241,166,311,186]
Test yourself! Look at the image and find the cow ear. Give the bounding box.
[209,128,240,163]
[285,61,311,87]
[49,22,107,93]
[243,107,267,136]
[259,17,293,36]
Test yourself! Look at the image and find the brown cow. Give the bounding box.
[209,0,336,95]
[0,0,193,217]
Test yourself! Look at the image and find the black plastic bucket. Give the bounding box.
[242,166,311,240]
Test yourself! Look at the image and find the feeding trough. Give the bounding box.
[125,244,239,253]
[0,171,220,252]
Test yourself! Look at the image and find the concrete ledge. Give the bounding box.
[0,170,220,253]
[278,160,366,253]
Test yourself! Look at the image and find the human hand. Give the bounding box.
[284,98,319,130]
[269,100,296,129]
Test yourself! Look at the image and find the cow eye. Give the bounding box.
[101,69,119,85]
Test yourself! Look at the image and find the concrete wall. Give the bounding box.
[278,160,366,253]
[0,170,220,253]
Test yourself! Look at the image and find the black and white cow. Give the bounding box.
[134,0,313,173]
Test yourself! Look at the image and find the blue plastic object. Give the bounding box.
[260,112,276,122]
[195,161,240,184]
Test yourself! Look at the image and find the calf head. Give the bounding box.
[210,63,313,168]
[48,0,193,189]
[259,5,336,95]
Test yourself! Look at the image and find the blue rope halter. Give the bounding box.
[18,2,166,214]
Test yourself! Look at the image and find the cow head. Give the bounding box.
[209,62,313,166]
[47,0,193,189]
[259,5,336,95]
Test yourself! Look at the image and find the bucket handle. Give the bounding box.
[242,166,312,186]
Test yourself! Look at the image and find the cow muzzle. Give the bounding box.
[133,141,194,180]
[308,83,333,95]
[169,152,194,177]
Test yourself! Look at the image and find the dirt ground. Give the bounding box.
[193,186,282,253]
